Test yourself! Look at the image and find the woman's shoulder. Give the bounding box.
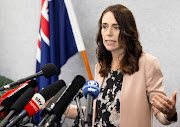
[94,63,104,88]
[140,52,159,64]
[95,63,101,71]
[138,52,162,73]
[138,52,162,71]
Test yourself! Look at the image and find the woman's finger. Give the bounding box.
[152,97,165,113]
[158,94,174,105]
[171,91,177,102]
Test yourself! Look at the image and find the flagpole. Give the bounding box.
[65,0,93,80]
[81,51,93,80]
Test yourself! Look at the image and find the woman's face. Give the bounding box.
[101,11,123,53]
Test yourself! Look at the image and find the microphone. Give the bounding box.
[40,86,67,116]
[83,80,100,126]
[0,80,38,115]
[7,80,66,127]
[42,75,86,127]
[0,63,57,91]
[0,87,36,127]
[38,86,67,126]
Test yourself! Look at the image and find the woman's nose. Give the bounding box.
[106,27,113,36]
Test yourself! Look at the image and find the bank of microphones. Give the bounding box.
[0,63,100,127]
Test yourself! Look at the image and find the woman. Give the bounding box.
[63,4,177,127]
[92,4,177,127]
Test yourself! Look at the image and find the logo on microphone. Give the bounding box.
[7,82,28,97]
[35,96,43,106]
[32,93,45,109]
[47,103,55,111]
[87,87,97,92]
[87,80,98,87]
[29,101,39,112]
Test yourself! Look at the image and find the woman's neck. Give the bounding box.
[111,50,125,70]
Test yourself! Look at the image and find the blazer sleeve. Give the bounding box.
[92,63,100,127]
[145,58,174,125]
[94,63,100,82]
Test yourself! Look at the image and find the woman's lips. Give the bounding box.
[106,40,116,44]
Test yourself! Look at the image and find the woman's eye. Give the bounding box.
[102,25,108,29]
[114,26,120,30]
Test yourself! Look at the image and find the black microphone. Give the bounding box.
[0,87,36,127]
[0,80,38,114]
[43,75,86,127]
[38,80,66,102]
[6,80,66,127]
[39,86,67,126]
[0,63,57,91]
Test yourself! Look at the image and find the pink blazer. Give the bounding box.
[92,53,173,127]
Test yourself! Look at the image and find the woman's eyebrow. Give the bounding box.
[102,23,108,25]
[102,23,119,26]
[112,23,119,26]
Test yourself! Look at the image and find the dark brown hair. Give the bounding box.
[96,4,143,77]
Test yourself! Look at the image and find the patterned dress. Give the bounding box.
[94,69,123,127]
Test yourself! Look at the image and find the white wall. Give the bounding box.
[0,0,179,126]
[0,0,40,79]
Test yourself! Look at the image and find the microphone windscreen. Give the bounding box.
[39,80,66,101]
[10,87,36,114]
[83,80,100,99]
[41,63,57,78]
[51,75,85,117]
[0,80,38,111]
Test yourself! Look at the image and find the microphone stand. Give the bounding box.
[72,95,86,127]
[44,114,57,127]
[38,114,49,126]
